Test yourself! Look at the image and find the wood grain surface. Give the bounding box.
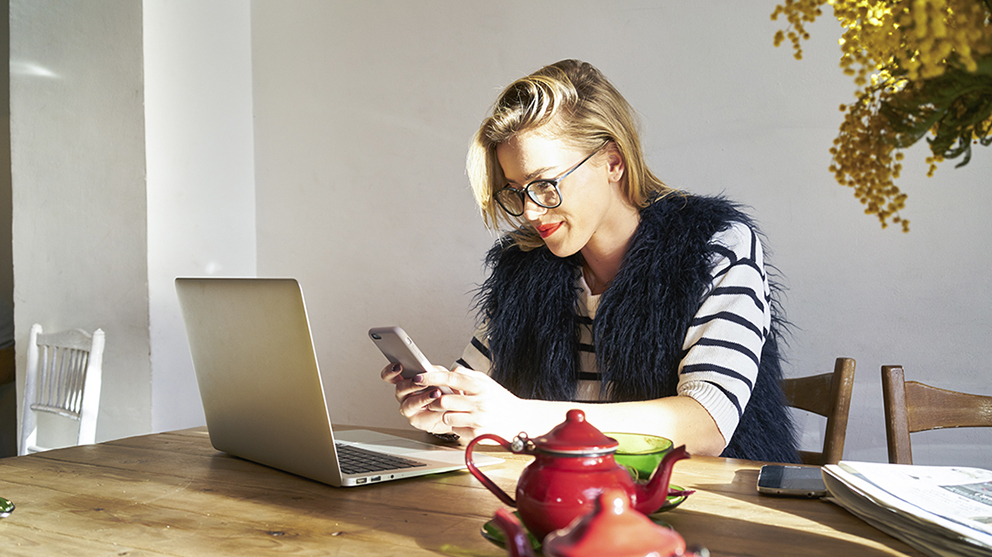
[0,427,923,556]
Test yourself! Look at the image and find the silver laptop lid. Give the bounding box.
[175,277,343,485]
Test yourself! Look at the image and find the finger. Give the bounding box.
[395,378,442,401]
[399,388,444,418]
[441,410,480,431]
[428,392,473,413]
[380,362,404,382]
[445,365,490,393]
[408,411,448,434]
[413,368,484,395]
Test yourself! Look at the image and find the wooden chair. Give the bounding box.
[19,324,105,455]
[780,357,857,465]
[881,365,992,465]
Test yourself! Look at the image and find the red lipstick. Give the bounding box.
[537,222,563,238]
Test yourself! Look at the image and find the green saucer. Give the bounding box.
[481,512,543,553]
[480,486,688,551]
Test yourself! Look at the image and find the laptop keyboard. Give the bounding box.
[335,443,427,475]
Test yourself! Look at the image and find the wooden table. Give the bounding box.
[0,427,922,556]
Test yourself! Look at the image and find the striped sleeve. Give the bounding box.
[455,326,493,373]
[453,286,603,401]
[677,222,772,447]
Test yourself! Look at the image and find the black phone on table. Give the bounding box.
[756,464,828,498]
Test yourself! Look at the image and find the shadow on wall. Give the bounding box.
[0,0,13,458]
[0,299,14,457]
[0,381,13,457]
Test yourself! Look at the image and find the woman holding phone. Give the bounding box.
[381,59,798,463]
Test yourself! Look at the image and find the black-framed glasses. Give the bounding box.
[494,142,608,217]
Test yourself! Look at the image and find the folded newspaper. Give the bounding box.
[823,461,992,557]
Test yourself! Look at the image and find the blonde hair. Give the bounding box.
[467,59,673,249]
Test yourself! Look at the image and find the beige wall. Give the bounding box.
[144,0,256,432]
[250,1,992,467]
[8,1,991,467]
[10,0,151,442]
[8,0,256,446]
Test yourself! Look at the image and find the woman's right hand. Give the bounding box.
[380,363,454,435]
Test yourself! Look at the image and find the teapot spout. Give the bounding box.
[633,445,690,515]
[492,508,537,557]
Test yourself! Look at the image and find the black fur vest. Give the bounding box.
[476,194,799,463]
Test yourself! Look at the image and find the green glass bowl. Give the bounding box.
[606,432,674,482]
[0,497,14,519]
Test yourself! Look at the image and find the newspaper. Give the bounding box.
[823,461,992,557]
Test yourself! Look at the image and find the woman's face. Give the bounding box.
[496,130,631,258]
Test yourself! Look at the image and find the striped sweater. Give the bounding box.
[457,221,769,449]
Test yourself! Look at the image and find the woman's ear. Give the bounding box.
[605,145,625,184]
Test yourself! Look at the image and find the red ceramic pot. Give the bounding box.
[491,489,703,557]
[466,409,689,541]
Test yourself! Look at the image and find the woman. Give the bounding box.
[382,59,798,462]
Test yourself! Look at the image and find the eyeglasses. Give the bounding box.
[494,142,607,217]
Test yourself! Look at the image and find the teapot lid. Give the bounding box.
[542,488,687,557]
[532,409,618,456]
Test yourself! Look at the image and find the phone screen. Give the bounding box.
[756,465,828,497]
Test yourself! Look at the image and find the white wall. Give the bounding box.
[10,0,151,442]
[9,0,256,444]
[10,1,990,466]
[250,1,992,467]
[144,0,257,432]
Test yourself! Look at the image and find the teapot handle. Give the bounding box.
[465,433,516,507]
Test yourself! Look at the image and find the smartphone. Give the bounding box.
[369,326,453,394]
[756,464,828,498]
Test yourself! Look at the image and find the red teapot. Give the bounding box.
[491,488,701,557]
[466,409,689,541]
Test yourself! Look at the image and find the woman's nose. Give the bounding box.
[521,195,547,220]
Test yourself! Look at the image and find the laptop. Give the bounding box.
[175,277,501,487]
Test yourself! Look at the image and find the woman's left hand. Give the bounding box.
[413,365,528,440]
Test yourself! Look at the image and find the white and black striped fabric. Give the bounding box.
[456,222,770,446]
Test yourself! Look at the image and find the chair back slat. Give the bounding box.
[54,347,68,411]
[40,346,57,409]
[905,381,992,432]
[66,348,88,415]
[781,373,833,414]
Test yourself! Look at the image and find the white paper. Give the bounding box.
[822,461,992,557]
